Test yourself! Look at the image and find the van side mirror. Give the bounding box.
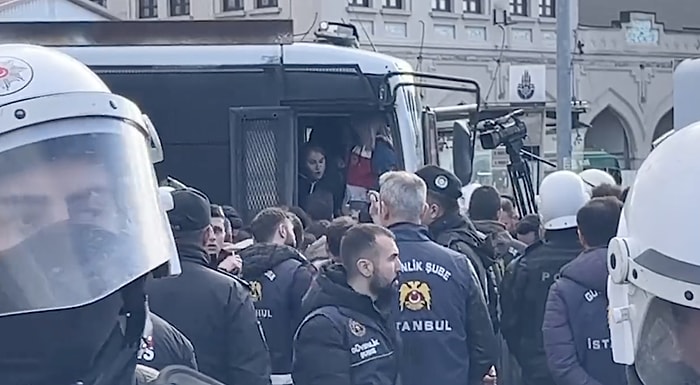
[452,121,473,186]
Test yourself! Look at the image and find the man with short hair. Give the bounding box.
[147,188,271,385]
[293,224,401,385]
[515,214,542,246]
[240,207,314,385]
[249,207,297,248]
[469,185,526,267]
[590,183,623,200]
[370,171,499,385]
[543,197,626,385]
[325,216,357,262]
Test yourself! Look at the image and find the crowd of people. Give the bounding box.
[139,156,633,385]
[4,43,681,385]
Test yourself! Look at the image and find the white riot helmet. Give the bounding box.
[538,170,589,230]
[579,168,617,195]
[608,121,700,385]
[0,44,180,318]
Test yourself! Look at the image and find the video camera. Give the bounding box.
[473,109,539,216]
[476,109,527,150]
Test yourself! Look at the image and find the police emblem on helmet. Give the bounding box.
[349,319,366,337]
[434,175,449,189]
[0,57,33,96]
[250,281,262,302]
[399,280,432,311]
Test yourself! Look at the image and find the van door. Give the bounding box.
[229,107,297,222]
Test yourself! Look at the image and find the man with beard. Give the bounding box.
[292,224,401,385]
[370,171,499,385]
[469,185,526,268]
[147,188,271,385]
[240,207,314,385]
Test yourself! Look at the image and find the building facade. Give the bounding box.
[3,0,699,169]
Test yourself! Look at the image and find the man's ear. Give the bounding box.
[356,258,374,278]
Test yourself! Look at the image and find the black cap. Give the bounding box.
[415,165,463,201]
[167,188,212,232]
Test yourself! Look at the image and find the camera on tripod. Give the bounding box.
[476,109,527,150]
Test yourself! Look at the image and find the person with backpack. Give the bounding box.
[469,186,527,271]
[415,166,501,334]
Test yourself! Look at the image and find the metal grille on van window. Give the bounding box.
[244,123,279,214]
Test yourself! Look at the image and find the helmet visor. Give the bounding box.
[635,297,700,384]
[0,118,176,316]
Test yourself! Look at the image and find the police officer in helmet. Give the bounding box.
[501,170,589,385]
[0,44,219,384]
[608,122,700,385]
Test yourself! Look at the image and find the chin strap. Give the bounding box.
[74,278,148,385]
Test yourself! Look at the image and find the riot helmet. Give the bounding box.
[608,121,700,385]
[538,170,589,230]
[0,44,179,383]
[579,168,617,195]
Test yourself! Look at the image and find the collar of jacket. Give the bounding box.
[388,222,432,242]
[174,240,211,266]
[428,211,469,237]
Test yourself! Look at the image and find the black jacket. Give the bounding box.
[391,222,499,385]
[292,264,401,385]
[147,239,272,385]
[501,228,582,385]
[137,311,198,371]
[429,213,503,332]
[239,243,314,376]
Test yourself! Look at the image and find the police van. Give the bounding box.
[1,20,478,220]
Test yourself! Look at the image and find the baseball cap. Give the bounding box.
[415,165,464,201]
[167,188,212,232]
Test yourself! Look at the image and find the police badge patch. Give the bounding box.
[348,319,366,337]
[434,175,449,189]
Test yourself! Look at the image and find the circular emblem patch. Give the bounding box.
[0,57,33,96]
[348,319,366,337]
[434,175,449,189]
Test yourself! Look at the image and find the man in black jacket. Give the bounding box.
[371,171,499,385]
[148,188,272,385]
[415,166,501,332]
[501,171,588,385]
[137,311,198,371]
[293,224,401,385]
[469,185,526,268]
[240,207,314,385]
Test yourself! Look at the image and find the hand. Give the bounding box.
[367,190,381,224]
[218,249,243,275]
[482,366,497,385]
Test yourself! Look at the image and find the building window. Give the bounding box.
[256,0,278,7]
[509,0,528,16]
[433,0,452,12]
[89,0,107,6]
[349,0,370,6]
[383,0,402,8]
[138,0,157,18]
[539,0,554,17]
[169,0,189,16]
[223,0,244,11]
[463,0,481,13]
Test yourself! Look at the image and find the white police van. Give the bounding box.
[1,20,478,220]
